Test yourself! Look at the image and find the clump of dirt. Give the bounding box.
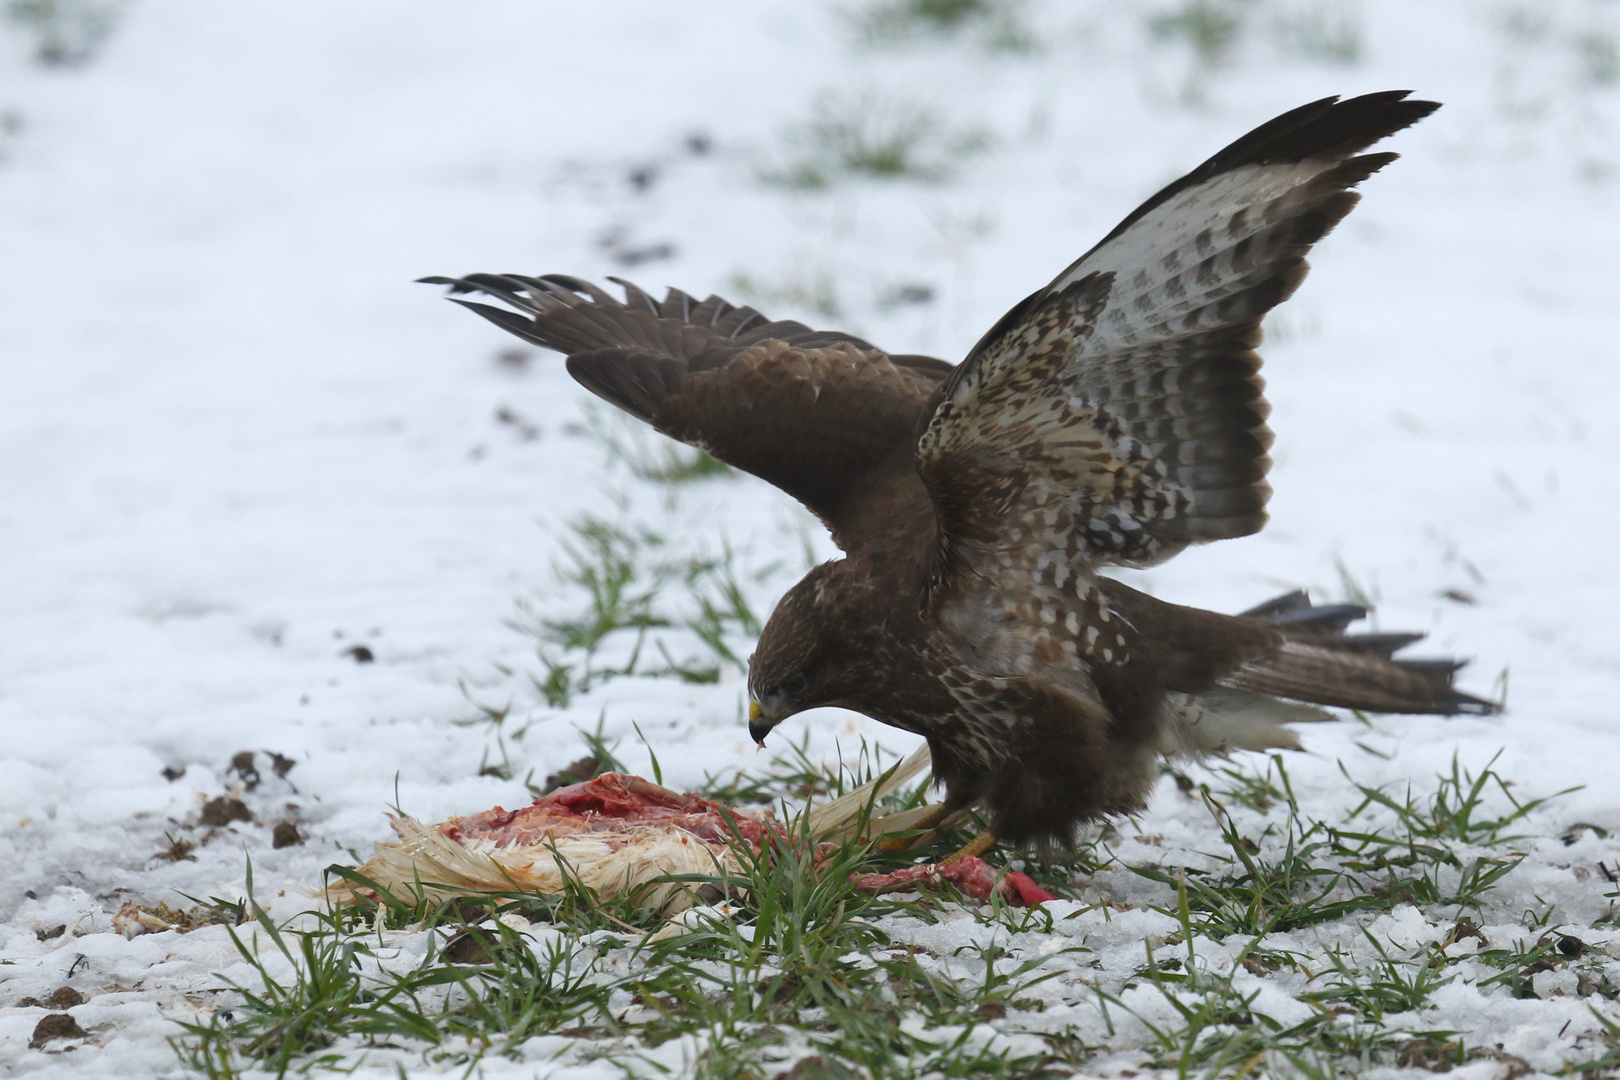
[227,750,298,790]
[18,987,83,1009]
[272,821,302,848]
[227,751,260,787]
[29,1012,86,1048]
[198,797,251,827]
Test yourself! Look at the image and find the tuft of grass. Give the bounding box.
[1133,755,1564,944]
[727,266,844,321]
[1300,927,1454,1022]
[1148,0,1368,102]
[1273,1,1363,64]
[635,816,1071,1077]
[533,515,672,656]
[1096,871,1477,1075]
[6,0,122,66]
[584,404,735,487]
[172,869,448,1076]
[850,0,1036,52]
[1147,0,1247,68]
[511,512,782,707]
[1579,30,1620,85]
[763,91,991,190]
[1340,750,1569,848]
[682,540,765,667]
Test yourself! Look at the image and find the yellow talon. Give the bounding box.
[944,828,997,864]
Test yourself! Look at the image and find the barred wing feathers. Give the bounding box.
[920,92,1439,579]
[422,273,952,548]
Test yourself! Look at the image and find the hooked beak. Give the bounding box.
[748,699,771,747]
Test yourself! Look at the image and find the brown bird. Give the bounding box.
[426,91,1497,855]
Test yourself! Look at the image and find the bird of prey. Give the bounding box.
[426,91,1497,854]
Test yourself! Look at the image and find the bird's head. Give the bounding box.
[746,560,865,746]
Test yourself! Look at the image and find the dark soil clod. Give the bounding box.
[199,797,251,827]
[443,928,510,965]
[228,751,261,789]
[29,1012,86,1049]
[272,822,303,848]
[45,987,84,1008]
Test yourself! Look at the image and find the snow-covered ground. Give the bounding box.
[2,1,1619,1076]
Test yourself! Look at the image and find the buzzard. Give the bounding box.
[427,92,1496,853]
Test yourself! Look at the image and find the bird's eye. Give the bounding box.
[780,673,809,696]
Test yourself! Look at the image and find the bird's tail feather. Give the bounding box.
[1220,590,1500,716]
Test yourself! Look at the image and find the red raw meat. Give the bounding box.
[434,773,1055,908]
[851,858,1057,907]
[444,773,777,849]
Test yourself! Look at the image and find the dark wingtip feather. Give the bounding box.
[1211,91,1439,168]
[419,274,479,295]
[445,298,554,347]
[1091,91,1439,255]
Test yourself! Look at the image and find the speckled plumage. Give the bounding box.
[429,92,1498,847]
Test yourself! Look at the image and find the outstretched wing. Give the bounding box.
[920,91,1438,581]
[424,273,953,548]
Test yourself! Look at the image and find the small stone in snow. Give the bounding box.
[34,924,65,942]
[272,822,303,848]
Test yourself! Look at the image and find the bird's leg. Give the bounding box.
[942,828,997,864]
[874,804,950,853]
